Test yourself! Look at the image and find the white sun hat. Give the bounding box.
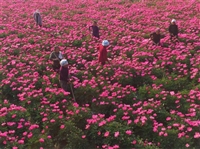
[171,19,176,23]
[60,59,68,66]
[102,40,109,46]
[35,9,40,13]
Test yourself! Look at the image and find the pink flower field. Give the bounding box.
[1,0,200,148]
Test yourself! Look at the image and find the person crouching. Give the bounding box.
[150,28,161,46]
[59,59,69,92]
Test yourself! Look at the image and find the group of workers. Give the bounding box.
[34,10,179,92]
[49,40,109,92]
[150,19,179,45]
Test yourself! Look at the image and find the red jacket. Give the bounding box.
[98,45,107,63]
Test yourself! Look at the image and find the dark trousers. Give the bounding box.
[37,24,42,27]
[52,65,60,72]
[60,80,69,92]
[36,15,42,27]
[93,34,100,39]
[170,34,179,42]
[153,42,161,46]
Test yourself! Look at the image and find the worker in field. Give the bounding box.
[150,28,161,46]
[98,40,110,65]
[49,46,64,72]
[59,59,70,92]
[89,21,100,39]
[33,9,42,27]
[169,19,179,42]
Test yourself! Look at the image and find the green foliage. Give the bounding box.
[179,38,187,43]
[113,37,118,46]
[82,54,94,61]
[9,30,18,34]
[1,84,20,104]
[0,26,4,29]
[159,129,192,149]
[138,85,148,100]
[0,33,7,38]
[21,13,27,18]
[72,40,82,47]
[28,38,35,44]
[125,50,134,59]
[17,33,25,38]
[151,68,165,78]
[143,33,150,39]
[194,46,200,51]
[36,64,47,76]
[75,85,99,106]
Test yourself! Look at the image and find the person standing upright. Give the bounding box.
[89,21,100,39]
[98,40,110,65]
[33,9,42,27]
[49,46,64,72]
[59,59,69,92]
[169,19,179,42]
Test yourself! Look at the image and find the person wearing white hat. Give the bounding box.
[59,59,69,92]
[33,9,42,27]
[169,19,179,41]
[98,40,109,65]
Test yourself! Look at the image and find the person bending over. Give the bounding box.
[150,28,161,46]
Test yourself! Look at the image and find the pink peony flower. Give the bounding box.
[39,138,44,143]
[132,140,137,145]
[50,119,55,123]
[114,131,119,137]
[104,131,110,137]
[126,130,132,135]
[99,120,107,127]
[60,125,65,129]
[82,135,86,139]
[113,145,119,149]
[187,127,192,132]
[170,91,175,96]
[18,140,24,144]
[194,132,200,138]
[166,117,171,121]
[23,132,27,136]
[185,144,190,148]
